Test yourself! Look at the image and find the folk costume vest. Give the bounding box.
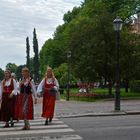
[0,78,15,122]
[3,79,14,94]
[42,78,56,118]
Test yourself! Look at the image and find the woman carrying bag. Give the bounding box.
[37,67,59,125]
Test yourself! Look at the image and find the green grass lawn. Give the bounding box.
[60,87,140,101]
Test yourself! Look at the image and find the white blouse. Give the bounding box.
[0,82,2,100]
[0,78,18,100]
[30,79,37,98]
[37,78,59,94]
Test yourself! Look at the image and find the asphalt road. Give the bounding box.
[61,115,140,140]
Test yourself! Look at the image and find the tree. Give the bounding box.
[33,28,40,83]
[64,0,140,94]
[0,68,4,80]
[26,37,30,69]
[63,7,81,23]
[53,63,78,86]
[16,65,26,80]
[39,0,140,94]
[53,63,68,82]
[39,27,68,77]
[6,63,17,73]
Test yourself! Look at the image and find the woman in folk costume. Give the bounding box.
[37,67,59,125]
[0,70,17,127]
[11,73,20,121]
[0,82,1,109]
[19,67,37,130]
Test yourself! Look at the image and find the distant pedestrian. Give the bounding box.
[124,80,129,93]
[37,66,59,125]
[0,70,17,127]
[18,67,37,130]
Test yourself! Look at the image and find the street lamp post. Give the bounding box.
[66,50,71,101]
[113,17,123,111]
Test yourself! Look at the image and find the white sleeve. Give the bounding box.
[16,81,20,89]
[54,78,59,92]
[31,80,37,98]
[0,82,2,100]
[12,79,18,95]
[1,80,3,94]
[16,81,20,94]
[37,78,45,93]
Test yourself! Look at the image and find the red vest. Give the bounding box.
[3,79,14,94]
[44,78,55,89]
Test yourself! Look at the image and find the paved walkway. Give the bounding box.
[35,98,140,118]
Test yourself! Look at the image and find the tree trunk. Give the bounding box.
[108,80,113,95]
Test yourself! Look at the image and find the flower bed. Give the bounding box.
[70,92,114,100]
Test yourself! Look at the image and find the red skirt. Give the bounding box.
[14,94,21,119]
[18,93,34,120]
[42,91,55,118]
[0,93,16,122]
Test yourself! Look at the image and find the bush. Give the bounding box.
[130,80,140,93]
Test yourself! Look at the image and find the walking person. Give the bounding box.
[37,67,59,125]
[11,73,20,121]
[0,81,2,110]
[19,67,37,130]
[0,70,17,127]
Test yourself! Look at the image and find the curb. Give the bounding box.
[125,111,140,115]
[57,111,140,119]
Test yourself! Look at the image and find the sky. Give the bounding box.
[0,0,83,70]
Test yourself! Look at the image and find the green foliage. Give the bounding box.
[60,72,78,86]
[53,63,68,80]
[0,68,4,80]
[130,80,140,92]
[29,58,34,77]
[67,1,116,82]
[15,65,26,80]
[33,28,40,82]
[26,37,30,69]
[39,0,140,86]
[68,0,140,83]
[120,32,140,80]
[63,7,81,23]
[53,63,78,86]
[6,63,18,73]
[39,28,68,75]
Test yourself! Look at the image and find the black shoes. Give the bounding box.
[3,123,9,128]
[3,121,14,128]
[11,122,14,127]
[45,119,48,125]
[10,120,14,127]
[45,118,52,125]
[49,118,52,122]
